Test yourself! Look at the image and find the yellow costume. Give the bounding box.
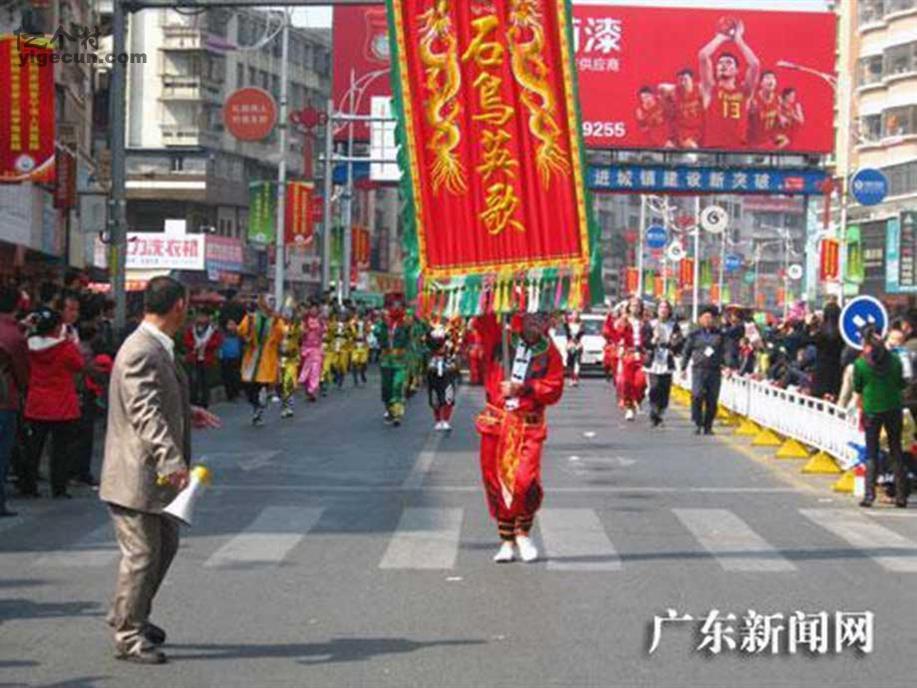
[279,318,302,417]
[349,316,370,386]
[330,318,353,388]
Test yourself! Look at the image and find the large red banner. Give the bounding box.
[389,0,594,283]
[332,4,392,141]
[573,5,836,153]
[0,36,55,183]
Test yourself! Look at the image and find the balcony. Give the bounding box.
[161,25,233,53]
[160,74,223,104]
[161,123,221,149]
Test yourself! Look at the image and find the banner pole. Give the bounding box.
[502,313,510,380]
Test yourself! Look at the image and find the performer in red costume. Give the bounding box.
[475,311,564,564]
[465,317,486,386]
[602,303,624,389]
[614,297,651,421]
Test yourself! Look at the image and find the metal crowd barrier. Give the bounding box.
[675,368,863,472]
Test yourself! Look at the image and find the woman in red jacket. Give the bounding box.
[20,307,85,498]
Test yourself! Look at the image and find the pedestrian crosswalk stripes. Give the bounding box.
[538,509,622,571]
[22,506,917,574]
[203,506,324,569]
[800,508,917,573]
[32,523,118,568]
[672,508,797,572]
[378,507,464,570]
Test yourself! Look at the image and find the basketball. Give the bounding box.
[717,16,738,37]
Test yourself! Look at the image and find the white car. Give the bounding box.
[550,314,607,372]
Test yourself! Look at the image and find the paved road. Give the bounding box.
[2,375,917,687]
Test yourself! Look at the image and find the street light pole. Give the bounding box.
[636,194,646,297]
[340,69,357,303]
[109,0,128,333]
[692,196,701,323]
[321,98,334,294]
[273,12,290,309]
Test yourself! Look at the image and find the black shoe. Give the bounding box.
[76,474,99,487]
[116,647,167,665]
[0,509,18,518]
[17,489,40,499]
[896,499,908,509]
[52,491,72,499]
[703,428,715,436]
[693,426,702,435]
[144,623,167,645]
[859,499,874,508]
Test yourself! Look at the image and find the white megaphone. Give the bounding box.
[162,465,212,527]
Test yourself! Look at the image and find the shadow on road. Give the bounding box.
[171,637,487,665]
[0,599,101,625]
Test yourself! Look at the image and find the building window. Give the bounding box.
[884,105,915,137]
[260,70,269,89]
[861,114,883,141]
[886,160,917,196]
[171,156,184,172]
[859,0,885,24]
[236,64,244,88]
[859,55,884,85]
[887,0,917,13]
[886,42,917,76]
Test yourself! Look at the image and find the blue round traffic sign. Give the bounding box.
[645,225,667,250]
[851,169,888,206]
[840,295,888,350]
[724,253,742,273]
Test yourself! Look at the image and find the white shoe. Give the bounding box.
[516,535,539,563]
[625,408,635,421]
[442,421,452,431]
[493,542,515,563]
[434,420,444,431]
[281,408,294,419]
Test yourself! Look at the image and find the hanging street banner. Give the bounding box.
[0,36,56,184]
[285,181,315,247]
[248,181,277,245]
[588,164,828,195]
[386,0,602,311]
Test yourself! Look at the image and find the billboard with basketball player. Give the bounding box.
[573,3,836,153]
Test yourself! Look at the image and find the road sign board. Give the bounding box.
[645,225,667,250]
[840,295,888,350]
[850,168,888,206]
[724,253,742,273]
[700,205,728,234]
[787,264,804,280]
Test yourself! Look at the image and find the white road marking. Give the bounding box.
[673,508,796,572]
[539,509,621,571]
[216,484,799,495]
[203,507,323,568]
[801,508,917,572]
[33,523,118,568]
[379,508,463,570]
[401,386,470,489]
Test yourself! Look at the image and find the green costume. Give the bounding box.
[374,317,412,424]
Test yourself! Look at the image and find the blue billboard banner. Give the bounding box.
[587,165,829,195]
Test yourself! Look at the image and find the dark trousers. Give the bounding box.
[691,370,721,431]
[648,373,673,418]
[189,362,210,408]
[70,396,98,480]
[864,409,906,503]
[0,410,16,509]
[221,358,241,400]
[246,382,266,412]
[23,419,79,496]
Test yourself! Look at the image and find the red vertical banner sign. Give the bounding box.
[820,237,840,281]
[54,149,76,208]
[0,36,55,183]
[709,283,720,305]
[351,226,371,267]
[680,258,695,288]
[653,275,663,298]
[284,181,314,246]
[386,0,603,310]
[625,267,639,295]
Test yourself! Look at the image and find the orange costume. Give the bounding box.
[474,313,564,541]
[614,316,650,410]
[748,90,780,148]
[674,86,704,147]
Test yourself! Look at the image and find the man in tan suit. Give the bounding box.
[100,277,219,664]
